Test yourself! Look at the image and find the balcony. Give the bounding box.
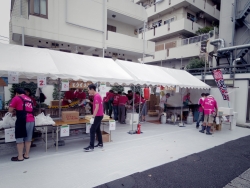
[107,0,147,23]
[140,18,203,41]
[143,31,215,63]
[146,0,220,21]
[106,31,155,56]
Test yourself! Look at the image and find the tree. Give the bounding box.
[111,86,124,93]
[53,84,64,100]
[186,58,207,69]
[130,86,143,94]
[8,82,38,105]
[196,26,214,35]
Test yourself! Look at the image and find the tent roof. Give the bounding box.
[116,60,180,86]
[116,60,210,89]
[0,43,135,85]
[161,67,210,89]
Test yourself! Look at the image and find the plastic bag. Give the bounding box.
[86,123,91,133]
[2,112,16,128]
[35,113,55,126]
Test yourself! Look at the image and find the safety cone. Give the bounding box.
[137,123,141,134]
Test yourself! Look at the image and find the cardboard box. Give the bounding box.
[50,100,60,106]
[96,131,110,143]
[62,111,79,122]
[216,124,222,131]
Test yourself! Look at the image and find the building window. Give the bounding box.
[187,13,196,22]
[30,0,48,18]
[93,54,99,57]
[164,17,174,25]
[127,59,132,62]
[107,25,116,32]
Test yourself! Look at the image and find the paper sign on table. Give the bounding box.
[37,76,47,88]
[60,125,70,137]
[61,80,69,91]
[8,72,19,84]
[5,128,16,143]
[86,123,91,133]
[175,86,180,93]
[109,120,116,131]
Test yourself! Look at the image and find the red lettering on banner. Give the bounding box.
[212,69,229,101]
[40,80,44,86]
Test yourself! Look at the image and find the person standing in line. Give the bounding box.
[84,84,104,152]
[196,93,206,129]
[135,92,147,122]
[199,94,218,135]
[9,88,35,161]
[118,92,128,124]
[108,90,114,118]
[113,91,121,121]
[104,92,109,115]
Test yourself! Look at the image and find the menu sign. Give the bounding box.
[69,81,92,89]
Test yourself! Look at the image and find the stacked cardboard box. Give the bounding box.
[61,111,79,122]
[96,131,110,143]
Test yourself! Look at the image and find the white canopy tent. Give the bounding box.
[116,60,181,87]
[116,60,210,89]
[0,43,135,85]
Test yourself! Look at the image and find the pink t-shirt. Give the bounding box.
[203,96,218,115]
[93,93,104,116]
[9,95,35,122]
[198,97,205,112]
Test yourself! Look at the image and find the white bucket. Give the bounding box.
[187,116,193,124]
[161,115,166,124]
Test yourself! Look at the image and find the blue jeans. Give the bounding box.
[113,105,118,121]
[196,111,204,127]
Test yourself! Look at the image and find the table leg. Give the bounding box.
[45,126,47,152]
[56,126,58,151]
[110,130,111,142]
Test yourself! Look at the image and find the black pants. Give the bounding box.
[90,116,103,147]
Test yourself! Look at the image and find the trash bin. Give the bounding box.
[161,114,166,124]
[230,112,238,130]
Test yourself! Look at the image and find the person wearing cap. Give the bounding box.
[199,94,218,135]
[8,88,35,161]
[24,88,37,108]
[196,93,206,128]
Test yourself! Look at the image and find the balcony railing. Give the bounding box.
[181,31,214,46]
[186,64,250,76]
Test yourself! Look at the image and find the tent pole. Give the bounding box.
[138,86,142,123]
[129,85,136,134]
[180,88,183,125]
[58,78,62,119]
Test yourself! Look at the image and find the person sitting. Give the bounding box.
[183,92,192,106]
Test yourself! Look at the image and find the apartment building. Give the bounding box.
[134,0,221,68]
[9,0,155,62]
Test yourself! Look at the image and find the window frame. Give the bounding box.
[29,0,48,19]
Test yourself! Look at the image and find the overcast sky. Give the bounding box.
[0,0,11,44]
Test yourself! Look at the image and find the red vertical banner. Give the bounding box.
[212,69,229,101]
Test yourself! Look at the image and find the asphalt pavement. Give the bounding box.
[96,135,250,188]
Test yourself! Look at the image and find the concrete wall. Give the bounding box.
[234,80,249,124]
[11,0,106,49]
[107,19,136,37]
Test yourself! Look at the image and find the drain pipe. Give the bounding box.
[217,43,250,53]
[210,38,225,49]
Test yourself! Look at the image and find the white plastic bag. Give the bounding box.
[86,123,91,133]
[90,118,94,125]
[2,112,16,128]
[35,113,55,126]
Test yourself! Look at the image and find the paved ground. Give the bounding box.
[0,122,250,188]
[96,135,250,188]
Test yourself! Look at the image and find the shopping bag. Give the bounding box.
[5,128,16,142]
[86,123,91,133]
[2,112,16,128]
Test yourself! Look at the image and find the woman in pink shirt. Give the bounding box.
[9,88,35,161]
[196,93,206,129]
[199,95,218,135]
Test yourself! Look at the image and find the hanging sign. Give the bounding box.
[109,120,116,131]
[37,76,47,88]
[69,81,92,89]
[165,86,175,91]
[61,80,69,91]
[5,128,16,143]
[60,125,70,137]
[8,72,19,84]
[175,86,180,93]
[0,77,8,86]
[100,83,107,98]
[212,69,229,101]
